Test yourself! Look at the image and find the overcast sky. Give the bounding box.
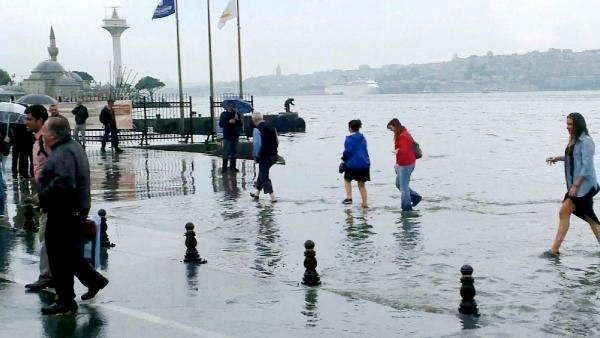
[2,0,600,86]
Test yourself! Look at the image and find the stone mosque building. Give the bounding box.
[22,27,87,98]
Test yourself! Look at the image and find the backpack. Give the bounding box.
[413,140,422,159]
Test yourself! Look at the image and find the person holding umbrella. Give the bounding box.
[218,102,243,173]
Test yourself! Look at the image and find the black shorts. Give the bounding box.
[344,168,370,182]
[564,185,600,223]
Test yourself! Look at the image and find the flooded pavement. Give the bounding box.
[0,148,467,338]
[3,92,600,336]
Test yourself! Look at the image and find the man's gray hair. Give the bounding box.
[252,111,263,122]
[46,116,71,141]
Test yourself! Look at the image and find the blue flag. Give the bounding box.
[152,0,175,19]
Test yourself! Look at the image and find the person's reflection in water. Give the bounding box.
[12,179,33,229]
[341,209,374,270]
[393,214,422,269]
[253,205,281,278]
[544,263,600,336]
[101,153,121,201]
[210,158,219,193]
[41,299,107,338]
[211,158,245,220]
[222,173,240,200]
[344,209,374,243]
[301,287,320,327]
[0,226,16,273]
[180,159,195,196]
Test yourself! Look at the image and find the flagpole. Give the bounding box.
[236,0,243,98]
[175,0,185,136]
[207,0,215,137]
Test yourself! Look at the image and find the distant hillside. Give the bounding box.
[187,48,600,96]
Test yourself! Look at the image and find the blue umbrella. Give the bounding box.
[221,98,253,114]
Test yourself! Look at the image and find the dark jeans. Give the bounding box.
[45,212,106,305]
[12,147,32,177]
[256,156,277,194]
[101,125,119,149]
[222,137,239,169]
[222,138,239,160]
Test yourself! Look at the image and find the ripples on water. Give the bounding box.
[7,92,600,335]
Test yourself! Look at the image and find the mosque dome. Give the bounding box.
[54,74,80,86]
[28,60,66,80]
[67,71,83,82]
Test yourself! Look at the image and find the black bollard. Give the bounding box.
[183,223,207,264]
[458,265,479,316]
[302,240,321,286]
[98,209,115,248]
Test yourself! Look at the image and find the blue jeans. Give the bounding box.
[256,156,277,194]
[395,164,421,211]
[222,138,239,161]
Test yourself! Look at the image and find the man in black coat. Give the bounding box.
[33,117,109,315]
[250,112,279,203]
[71,101,89,148]
[218,103,242,173]
[99,99,123,153]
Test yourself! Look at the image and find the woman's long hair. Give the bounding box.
[387,118,405,138]
[568,112,589,141]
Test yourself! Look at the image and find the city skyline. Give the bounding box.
[2,1,600,86]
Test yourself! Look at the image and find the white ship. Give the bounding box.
[324,80,380,95]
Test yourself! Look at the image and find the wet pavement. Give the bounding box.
[2,89,594,338]
[0,147,470,338]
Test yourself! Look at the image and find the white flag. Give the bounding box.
[218,0,237,29]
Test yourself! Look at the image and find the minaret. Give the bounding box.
[48,26,59,61]
[102,8,129,85]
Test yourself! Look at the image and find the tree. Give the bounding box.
[134,76,165,99]
[73,71,94,83]
[0,69,11,85]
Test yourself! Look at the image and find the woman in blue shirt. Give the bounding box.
[545,113,600,257]
[341,119,370,208]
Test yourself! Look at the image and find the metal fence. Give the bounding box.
[81,93,254,146]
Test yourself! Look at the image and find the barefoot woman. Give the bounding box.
[546,113,600,256]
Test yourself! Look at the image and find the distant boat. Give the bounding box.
[324,80,380,95]
[481,88,505,93]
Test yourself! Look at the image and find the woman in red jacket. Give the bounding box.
[387,118,421,211]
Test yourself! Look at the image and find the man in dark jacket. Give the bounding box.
[218,104,242,173]
[33,117,109,315]
[284,98,294,113]
[71,101,89,148]
[9,123,33,178]
[99,99,123,153]
[250,112,279,203]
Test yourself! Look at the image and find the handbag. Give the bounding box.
[339,162,346,174]
[413,141,423,159]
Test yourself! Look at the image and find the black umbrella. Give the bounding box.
[16,94,58,105]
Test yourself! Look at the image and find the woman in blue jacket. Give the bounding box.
[341,119,370,208]
[545,113,600,256]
